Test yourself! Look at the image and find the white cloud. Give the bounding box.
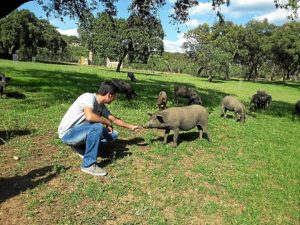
[56,28,78,37]
[185,19,201,27]
[188,0,279,19]
[216,0,276,19]
[188,0,300,24]
[255,8,300,23]
[163,33,186,53]
[228,0,275,12]
[190,2,214,16]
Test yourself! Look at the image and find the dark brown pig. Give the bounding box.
[0,72,11,96]
[174,85,202,105]
[111,79,137,100]
[250,90,272,110]
[146,105,210,147]
[127,72,137,82]
[156,91,168,110]
[221,96,245,122]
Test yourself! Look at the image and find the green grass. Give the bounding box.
[0,59,299,224]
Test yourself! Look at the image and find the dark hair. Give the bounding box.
[97,80,118,95]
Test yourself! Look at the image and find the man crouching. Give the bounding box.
[58,81,140,176]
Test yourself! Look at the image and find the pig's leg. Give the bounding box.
[221,106,226,118]
[173,129,179,147]
[163,129,170,144]
[197,125,203,139]
[203,128,211,142]
[234,112,239,121]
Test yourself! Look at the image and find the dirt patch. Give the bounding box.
[0,131,70,224]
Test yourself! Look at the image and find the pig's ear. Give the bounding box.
[147,113,153,116]
[156,114,165,123]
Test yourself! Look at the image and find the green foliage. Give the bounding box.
[183,20,300,81]
[0,10,67,60]
[79,12,164,71]
[2,1,300,26]
[127,52,196,74]
[269,22,300,81]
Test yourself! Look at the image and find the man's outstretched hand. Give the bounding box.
[131,125,142,132]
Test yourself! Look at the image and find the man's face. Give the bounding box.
[106,93,117,104]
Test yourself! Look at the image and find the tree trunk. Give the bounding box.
[283,70,287,82]
[116,51,127,72]
[197,67,204,76]
[166,63,173,73]
[270,63,275,81]
[116,60,123,72]
[287,71,290,80]
[223,66,230,80]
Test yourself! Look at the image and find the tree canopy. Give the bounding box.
[79,11,164,71]
[1,0,299,24]
[0,9,67,60]
[182,20,300,81]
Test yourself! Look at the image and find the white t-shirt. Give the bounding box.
[58,93,110,138]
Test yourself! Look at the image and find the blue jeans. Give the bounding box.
[61,122,119,168]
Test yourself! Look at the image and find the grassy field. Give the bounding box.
[0,59,299,224]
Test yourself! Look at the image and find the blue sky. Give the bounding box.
[19,0,300,53]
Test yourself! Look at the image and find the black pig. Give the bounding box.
[111,79,137,100]
[127,72,137,82]
[0,72,11,96]
[174,85,202,105]
[250,90,272,110]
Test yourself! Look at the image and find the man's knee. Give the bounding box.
[89,123,104,135]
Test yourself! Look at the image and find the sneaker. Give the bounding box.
[80,164,107,176]
[70,146,84,159]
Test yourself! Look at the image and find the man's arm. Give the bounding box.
[84,107,112,126]
[108,114,139,131]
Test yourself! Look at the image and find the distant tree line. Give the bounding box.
[182,20,300,81]
[0,10,88,62]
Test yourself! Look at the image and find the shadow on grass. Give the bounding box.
[5,91,26,99]
[36,60,77,66]
[2,65,298,119]
[150,131,210,146]
[247,100,298,118]
[0,165,69,203]
[71,137,147,168]
[242,79,300,90]
[2,66,232,109]
[98,137,147,167]
[0,129,34,145]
